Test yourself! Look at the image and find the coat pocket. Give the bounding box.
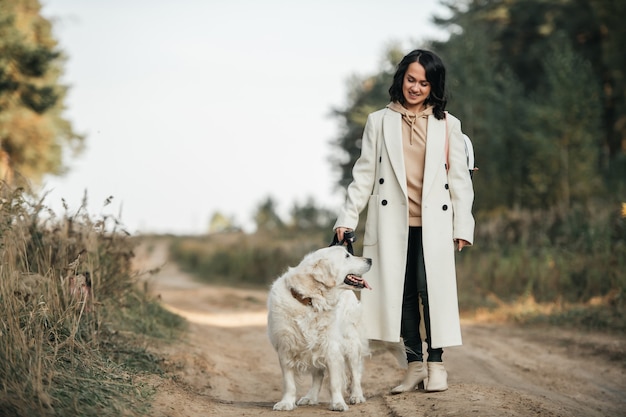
[363,194,379,246]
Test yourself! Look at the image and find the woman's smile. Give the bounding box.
[402,62,431,113]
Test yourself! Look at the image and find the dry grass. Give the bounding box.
[0,184,183,417]
[458,287,625,337]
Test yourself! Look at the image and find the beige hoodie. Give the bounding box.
[386,102,433,227]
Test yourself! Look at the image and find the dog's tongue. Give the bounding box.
[345,274,371,290]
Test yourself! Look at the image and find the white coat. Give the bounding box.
[334,107,475,348]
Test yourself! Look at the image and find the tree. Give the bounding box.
[288,197,334,230]
[523,34,603,211]
[435,0,626,195]
[253,196,285,232]
[433,23,530,211]
[0,0,83,186]
[587,0,626,188]
[208,211,240,234]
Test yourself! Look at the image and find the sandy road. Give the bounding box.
[134,241,626,417]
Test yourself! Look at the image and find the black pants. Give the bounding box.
[401,227,443,363]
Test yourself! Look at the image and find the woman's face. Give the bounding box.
[402,62,431,113]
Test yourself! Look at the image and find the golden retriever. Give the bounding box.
[267,245,372,412]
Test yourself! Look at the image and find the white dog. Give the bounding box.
[267,245,372,412]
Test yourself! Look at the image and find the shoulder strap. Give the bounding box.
[444,114,449,172]
[444,113,477,178]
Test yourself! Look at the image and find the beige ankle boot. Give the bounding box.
[391,361,428,394]
[425,362,448,392]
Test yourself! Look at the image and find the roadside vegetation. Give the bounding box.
[457,202,625,330]
[0,184,184,417]
[171,199,626,333]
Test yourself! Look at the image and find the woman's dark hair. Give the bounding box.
[388,49,447,120]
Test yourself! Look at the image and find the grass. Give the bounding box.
[0,184,184,417]
[464,291,625,332]
[169,229,331,287]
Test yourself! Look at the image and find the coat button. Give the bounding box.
[382,200,388,206]
[444,184,449,189]
[379,178,384,184]
[442,204,448,211]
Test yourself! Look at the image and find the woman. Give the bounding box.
[334,49,474,393]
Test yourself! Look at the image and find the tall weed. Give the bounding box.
[457,201,625,329]
[0,184,183,417]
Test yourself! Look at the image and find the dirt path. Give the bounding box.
[134,241,626,417]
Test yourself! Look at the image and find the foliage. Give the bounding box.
[172,197,341,286]
[523,34,603,210]
[456,200,625,328]
[0,183,183,417]
[288,196,336,230]
[0,0,83,186]
[433,0,626,203]
[208,211,241,233]
[169,230,330,287]
[253,196,285,232]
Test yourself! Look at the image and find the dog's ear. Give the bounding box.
[287,272,332,312]
[311,259,337,288]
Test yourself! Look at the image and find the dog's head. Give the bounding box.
[310,246,372,290]
[285,246,372,311]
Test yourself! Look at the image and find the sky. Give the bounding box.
[39,0,449,235]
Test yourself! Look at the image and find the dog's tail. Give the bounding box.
[368,340,408,369]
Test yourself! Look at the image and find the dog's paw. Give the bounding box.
[297,396,318,406]
[348,394,366,404]
[273,401,296,411]
[329,401,349,412]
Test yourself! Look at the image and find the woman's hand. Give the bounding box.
[455,239,470,252]
[335,227,352,243]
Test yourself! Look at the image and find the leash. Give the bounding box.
[329,230,356,255]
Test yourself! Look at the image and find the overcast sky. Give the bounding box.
[40,0,448,235]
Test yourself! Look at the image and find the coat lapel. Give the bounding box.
[423,115,446,199]
[382,109,408,198]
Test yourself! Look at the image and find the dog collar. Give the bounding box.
[290,288,312,307]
